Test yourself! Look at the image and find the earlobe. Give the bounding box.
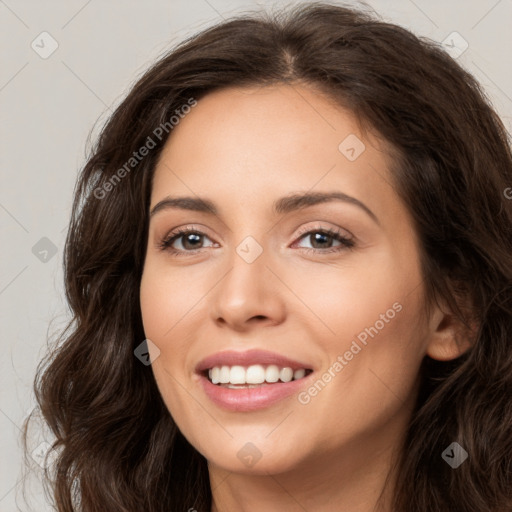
[425,305,475,361]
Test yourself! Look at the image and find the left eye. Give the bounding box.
[293,229,354,251]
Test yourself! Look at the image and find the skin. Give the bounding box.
[139,83,467,512]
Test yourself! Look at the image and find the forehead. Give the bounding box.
[150,84,400,223]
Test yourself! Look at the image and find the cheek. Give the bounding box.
[316,289,426,419]
[298,248,426,392]
[140,268,197,429]
[291,247,420,338]
[140,259,205,340]
[139,261,208,399]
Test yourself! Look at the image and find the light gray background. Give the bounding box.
[1,0,511,510]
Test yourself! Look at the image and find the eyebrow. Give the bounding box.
[149,191,379,225]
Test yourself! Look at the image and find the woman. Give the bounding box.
[26,2,512,511]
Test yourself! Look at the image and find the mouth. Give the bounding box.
[202,365,314,388]
[195,349,316,411]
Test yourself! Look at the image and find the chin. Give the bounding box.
[204,439,306,476]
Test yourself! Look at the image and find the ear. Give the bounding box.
[425,298,476,361]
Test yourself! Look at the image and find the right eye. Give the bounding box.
[158,227,218,255]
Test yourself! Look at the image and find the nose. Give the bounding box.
[210,245,287,331]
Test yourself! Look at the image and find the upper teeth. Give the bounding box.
[208,365,307,385]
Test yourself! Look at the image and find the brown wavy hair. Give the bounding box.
[24,2,512,511]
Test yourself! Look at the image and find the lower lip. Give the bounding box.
[198,373,313,412]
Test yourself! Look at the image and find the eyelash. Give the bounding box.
[158,224,355,257]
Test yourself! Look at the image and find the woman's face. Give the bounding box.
[140,84,438,476]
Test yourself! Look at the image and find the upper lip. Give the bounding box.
[195,349,313,373]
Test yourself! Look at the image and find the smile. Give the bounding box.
[206,365,313,387]
[195,349,315,411]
